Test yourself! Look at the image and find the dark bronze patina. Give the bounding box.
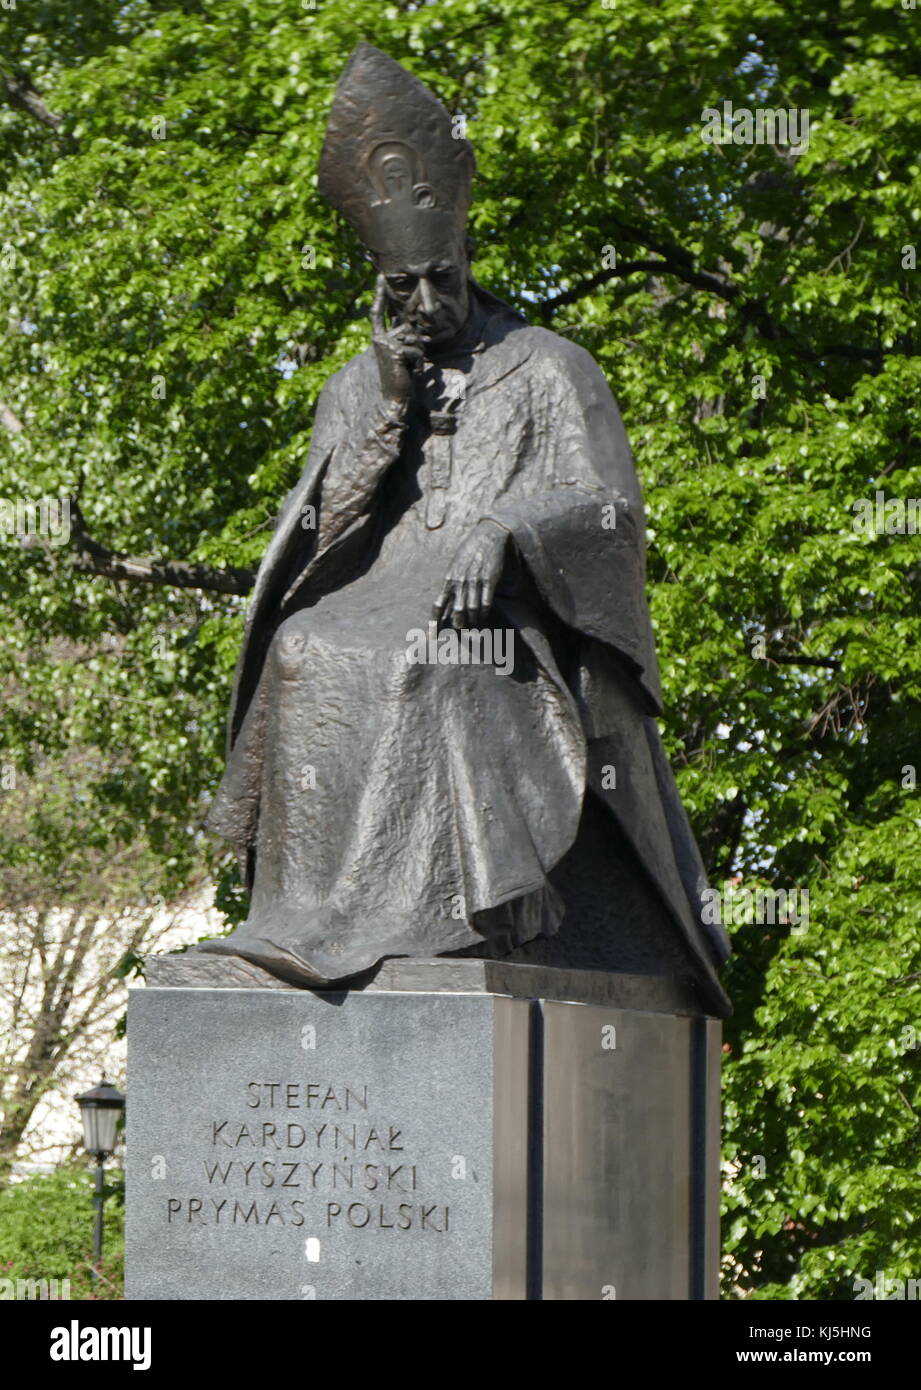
[193,44,732,1017]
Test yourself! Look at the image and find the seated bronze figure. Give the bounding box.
[194,43,731,1017]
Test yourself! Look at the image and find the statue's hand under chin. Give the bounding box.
[371,275,423,405]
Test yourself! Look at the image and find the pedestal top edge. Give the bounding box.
[140,953,717,1017]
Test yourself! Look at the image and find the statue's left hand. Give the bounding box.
[432,519,509,629]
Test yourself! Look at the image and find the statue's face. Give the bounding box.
[377,251,470,347]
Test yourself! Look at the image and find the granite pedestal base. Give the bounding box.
[126,958,720,1300]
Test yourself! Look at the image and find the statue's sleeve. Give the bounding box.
[312,398,409,551]
[480,342,663,714]
[225,362,411,752]
[269,381,405,554]
[278,393,411,604]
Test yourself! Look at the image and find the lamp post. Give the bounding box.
[75,1076,126,1286]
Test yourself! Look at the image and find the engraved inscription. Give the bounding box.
[161,1080,451,1234]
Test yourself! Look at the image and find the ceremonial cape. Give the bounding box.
[205,295,731,1015]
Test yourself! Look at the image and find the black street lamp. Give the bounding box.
[75,1076,126,1285]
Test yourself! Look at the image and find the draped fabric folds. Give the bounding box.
[199,293,731,1016]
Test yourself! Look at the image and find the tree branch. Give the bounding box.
[768,655,841,670]
[538,256,738,320]
[536,219,886,366]
[0,66,63,131]
[69,499,255,597]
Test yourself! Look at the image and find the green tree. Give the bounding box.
[0,736,202,1179]
[1,0,918,1298]
[0,1166,124,1299]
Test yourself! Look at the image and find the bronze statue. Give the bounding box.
[194,44,731,1016]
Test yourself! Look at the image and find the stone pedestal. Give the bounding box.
[126,958,720,1300]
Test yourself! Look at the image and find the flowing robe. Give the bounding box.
[202,293,731,1015]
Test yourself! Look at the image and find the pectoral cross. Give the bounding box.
[423,366,466,529]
